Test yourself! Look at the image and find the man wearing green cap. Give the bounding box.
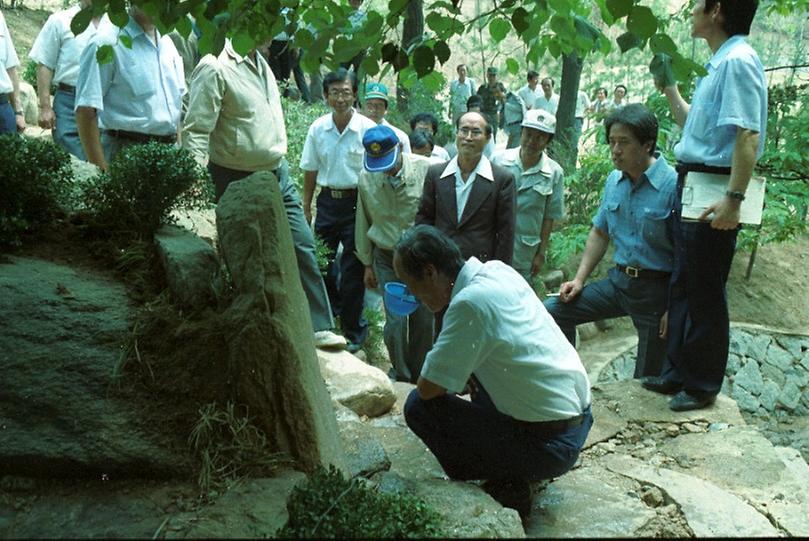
[355,124,433,382]
[476,67,505,142]
[361,81,411,155]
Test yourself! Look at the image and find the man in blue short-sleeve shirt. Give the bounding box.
[642,0,767,411]
[545,104,677,379]
[395,225,592,523]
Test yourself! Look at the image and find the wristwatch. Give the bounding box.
[726,190,746,201]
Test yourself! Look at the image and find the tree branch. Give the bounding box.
[764,63,809,72]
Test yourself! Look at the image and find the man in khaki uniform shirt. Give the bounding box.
[356,125,433,382]
[183,38,346,349]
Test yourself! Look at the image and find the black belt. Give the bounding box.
[107,130,176,144]
[516,411,588,432]
[57,83,75,93]
[321,186,357,199]
[675,162,732,176]
[617,264,671,280]
[0,94,7,104]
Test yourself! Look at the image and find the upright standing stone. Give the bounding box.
[216,172,347,474]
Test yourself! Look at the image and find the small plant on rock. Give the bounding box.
[278,465,444,538]
[82,142,213,240]
[0,135,73,248]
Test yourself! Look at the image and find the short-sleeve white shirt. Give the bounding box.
[299,109,377,189]
[421,257,591,421]
[381,118,412,155]
[517,84,541,109]
[535,93,559,114]
[29,6,109,86]
[0,11,20,94]
[75,16,185,135]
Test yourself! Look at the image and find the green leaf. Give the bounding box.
[95,44,114,65]
[573,15,601,44]
[506,57,519,75]
[616,31,642,53]
[606,0,633,19]
[412,45,435,77]
[361,56,379,77]
[434,40,451,64]
[511,7,530,34]
[650,33,677,56]
[626,5,657,39]
[388,0,409,16]
[548,0,571,13]
[70,6,93,35]
[420,71,445,93]
[393,48,409,71]
[650,53,675,88]
[294,28,314,49]
[381,42,398,63]
[595,0,615,25]
[175,15,192,39]
[231,32,255,55]
[426,12,449,34]
[119,34,132,49]
[549,14,573,40]
[108,0,129,28]
[489,17,511,43]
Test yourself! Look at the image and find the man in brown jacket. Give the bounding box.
[415,111,515,265]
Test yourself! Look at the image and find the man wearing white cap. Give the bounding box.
[355,124,433,382]
[491,109,564,281]
[361,81,411,155]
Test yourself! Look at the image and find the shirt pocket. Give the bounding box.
[689,100,715,140]
[604,199,620,235]
[641,207,670,244]
[347,147,364,172]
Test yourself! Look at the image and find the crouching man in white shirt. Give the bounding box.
[393,224,592,522]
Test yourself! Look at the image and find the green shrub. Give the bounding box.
[22,59,38,94]
[82,142,212,240]
[282,96,329,192]
[0,135,73,248]
[278,465,444,538]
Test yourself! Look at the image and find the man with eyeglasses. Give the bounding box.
[415,111,515,267]
[301,68,377,353]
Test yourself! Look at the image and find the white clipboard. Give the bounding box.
[680,172,766,225]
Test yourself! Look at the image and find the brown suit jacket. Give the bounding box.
[415,158,515,264]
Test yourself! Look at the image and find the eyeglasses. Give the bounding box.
[328,89,355,98]
[458,127,485,137]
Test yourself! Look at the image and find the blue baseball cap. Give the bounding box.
[365,82,389,102]
[363,125,400,173]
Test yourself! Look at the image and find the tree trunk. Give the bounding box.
[396,0,424,113]
[554,52,584,172]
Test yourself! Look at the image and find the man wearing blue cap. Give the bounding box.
[361,82,411,155]
[355,125,433,382]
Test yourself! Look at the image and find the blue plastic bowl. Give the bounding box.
[384,281,420,316]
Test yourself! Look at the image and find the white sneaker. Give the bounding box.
[314,330,348,349]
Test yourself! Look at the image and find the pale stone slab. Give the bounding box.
[605,455,779,537]
[527,464,656,538]
[317,349,396,418]
[592,380,746,426]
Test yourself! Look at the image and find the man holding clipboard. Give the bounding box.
[643,0,767,411]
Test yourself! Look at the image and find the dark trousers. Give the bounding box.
[208,160,335,332]
[315,189,367,345]
[544,267,668,378]
[661,169,738,395]
[404,382,592,482]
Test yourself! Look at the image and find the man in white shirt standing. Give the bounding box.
[75,7,185,169]
[0,9,24,134]
[517,70,541,110]
[29,0,106,159]
[448,64,475,128]
[301,68,377,352]
[395,224,592,521]
[534,77,559,115]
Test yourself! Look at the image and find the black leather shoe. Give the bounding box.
[482,478,532,520]
[669,390,716,412]
[641,376,683,395]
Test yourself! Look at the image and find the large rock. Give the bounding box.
[605,455,779,537]
[216,171,347,474]
[337,420,391,478]
[180,471,306,538]
[20,81,38,126]
[0,256,189,477]
[318,349,396,418]
[154,225,220,311]
[734,360,764,395]
[169,208,218,246]
[658,427,809,536]
[528,464,657,538]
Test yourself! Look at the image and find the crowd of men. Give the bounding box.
[2,0,766,524]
